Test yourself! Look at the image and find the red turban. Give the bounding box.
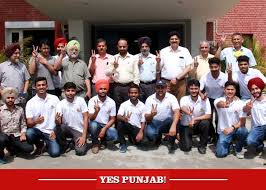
[4,43,20,58]
[95,79,109,93]
[54,37,67,48]
[247,77,265,91]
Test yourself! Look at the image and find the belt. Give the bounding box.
[114,82,133,87]
[161,77,185,81]
[140,80,156,85]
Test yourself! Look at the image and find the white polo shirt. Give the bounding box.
[200,71,228,99]
[214,97,245,134]
[145,92,180,121]
[26,94,60,134]
[88,95,116,124]
[160,46,193,80]
[232,68,266,100]
[246,96,266,127]
[180,95,211,126]
[118,99,145,128]
[56,97,88,133]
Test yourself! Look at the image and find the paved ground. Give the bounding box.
[1,118,266,169]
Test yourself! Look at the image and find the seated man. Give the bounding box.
[56,82,89,156]
[88,79,117,154]
[117,84,145,153]
[244,77,266,155]
[144,80,180,153]
[214,81,248,159]
[26,77,60,158]
[0,87,33,164]
[179,79,211,154]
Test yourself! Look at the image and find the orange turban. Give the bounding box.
[248,77,265,91]
[95,79,109,93]
[54,37,67,48]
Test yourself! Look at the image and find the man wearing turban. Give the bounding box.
[244,77,266,158]
[0,43,30,106]
[88,79,117,154]
[54,39,91,99]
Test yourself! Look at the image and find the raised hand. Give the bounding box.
[218,34,226,47]
[124,111,132,123]
[138,56,144,65]
[55,112,62,125]
[226,62,232,74]
[188,106,194,116]
[91,49,96,63]
[194,57,199,68]
[155,50,161,63]
[32,45,39,58]
[151,104,157,116]
[94,100,100,113]
[114,56,119,69]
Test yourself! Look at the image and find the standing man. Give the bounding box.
[244,77,266,156]
[160,31,193,101]
[88,38,114,96]
[56,82,88,156]
[144,80,180,153]
[25,77,60,158]
[88,79,117,154]
[29,39,57,95]
[117,84,146,153]
[215,33,256,73]
[0,88,33,164]
[0,43,30,105]
[190,41,214,80]
[179,79,211,154]
[54,40,91,99]
[105,38,139,109]
[214,81,248,159]
[135,36,160,102]
[228,55,266,100]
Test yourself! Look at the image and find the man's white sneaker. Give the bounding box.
[236,151,244,159]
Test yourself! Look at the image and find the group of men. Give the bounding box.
[0,31,266,164]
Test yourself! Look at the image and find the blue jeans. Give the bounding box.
[216,127,248,158]
[26,128,60,157]
[145,117,177,144]
[247,125,266,150]
[89,121,118,145]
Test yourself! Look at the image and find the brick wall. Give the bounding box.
[0,0,51,48]
[215,0,266,48]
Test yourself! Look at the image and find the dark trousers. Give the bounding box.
[113,83,132,111]
[139,82,155,103]
[179,120,210,152]
[117,121,141,145]
[209,98,218,140]
[0,133,34,158]
[58,125,88,156]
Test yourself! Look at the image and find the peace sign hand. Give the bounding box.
[124,111,132,123]
[138,56,144,65]
[194,57,199,68]
[114,56,119,69]
[94,100,100,113]
[55,112,62,125]
[32,45,39,58]
[155,50,161,63]
[151,104,157,116]
[91,49,96,63]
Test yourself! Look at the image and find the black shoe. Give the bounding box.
[32,141,45,156]
[168,143,176,154]
[256,147,264,154]
[198,147,207,154]
[155,137,161,147]
[100,141,107,150]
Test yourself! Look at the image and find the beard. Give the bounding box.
[141,49,150,56]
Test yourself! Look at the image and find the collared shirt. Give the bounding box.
[88,53,114,83]
[220,46,256,73]
[26,94,60,134]
[56,97,88,133]
[52,55,69,88]
[180,95,211,126]
[88,95,116,124]
[0,60,30,93]
[145,92,180,121]
[247,96,266,127]
[61,58,91,92]
[160,46,193,80]
[214,97,245,134]
[105,53,140,84]
[200,71,228,99]
[0,104,27,137]
[134,53,157,82]
[193,53,214,80]
[232,68,266,100]
[118,99,145,128]
[29,55,56,90]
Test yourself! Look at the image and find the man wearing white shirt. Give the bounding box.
[179,79,211,154]
[214,81,248,159]
[135,36,160,102]
[117,84,145,153]
[243,77,266,155]
[228,55,266,100]
[56,82,89,156]
[200,57,228,142]
[105,39,139,109]
[88,79,117,154]
[160,31,193,101]
[26,77,60,157]
[145,80,180,153]
[216,32,256,73]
